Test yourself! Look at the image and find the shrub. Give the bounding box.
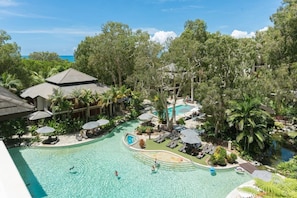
[139,139,145,149]
[210,146,227,166]
[227,153,237,164]
[176,118,185,125]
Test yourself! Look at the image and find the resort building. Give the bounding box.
[20,68,110,120]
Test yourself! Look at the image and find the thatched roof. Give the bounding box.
[20,68,110,100]
[46,68,97,85]
[0,87,34,121]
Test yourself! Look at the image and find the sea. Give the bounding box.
[22,55,75,62]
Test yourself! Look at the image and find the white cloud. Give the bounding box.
[258,27,268,32]
[231,30,255,38]
[150,31,177,45]
[0,0,18,7]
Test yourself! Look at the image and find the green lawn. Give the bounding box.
[145,138,209,166]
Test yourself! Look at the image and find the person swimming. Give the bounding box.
[69,166,74,170]
[151,165,156,173]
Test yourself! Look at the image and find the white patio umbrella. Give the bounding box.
[36,126,55,134]
[96,119,109,126]
[180,134,201,145]
[138,113,153,121]
[180,128,199,136]
[82,121,100,130]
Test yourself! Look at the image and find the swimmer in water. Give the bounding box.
[69,166,74,170]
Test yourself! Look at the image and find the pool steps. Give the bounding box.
[133,152,197,172]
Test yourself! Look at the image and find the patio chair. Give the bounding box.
[153,135,162,142]
[170,141,178,149]
[157,136,165,143]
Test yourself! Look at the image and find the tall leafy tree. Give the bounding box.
[75,22,135,86]
[270,0,297,63]
[226,95,273,154]
[0,30,30,87]
[28,51,62,61]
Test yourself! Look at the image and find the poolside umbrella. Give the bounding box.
[252,170,272,182]
[180,128,199,136]
[82,121,100,130]
[36,126,55,134]
[96,119,109,126]
[138,113,153,121]
[180,134,201,145]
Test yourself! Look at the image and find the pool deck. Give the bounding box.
[0,141,31,198]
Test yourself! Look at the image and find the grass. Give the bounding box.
[145,138,209,166]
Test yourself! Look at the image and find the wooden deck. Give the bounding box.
[239,162,258,174]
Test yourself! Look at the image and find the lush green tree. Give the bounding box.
[226,95,273,154]
[75,22,135,86]
[28,51,62,61]
[49,88,73,114]
[0,30,31,87]
[0,72,23,93]
[270,0,297,63]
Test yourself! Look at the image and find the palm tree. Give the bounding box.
[116,85,131,111]
[49,88,73,113]
[0,72,22,93]
[79,89,95,121]
[226,95,273,153]
[98,92,112,117]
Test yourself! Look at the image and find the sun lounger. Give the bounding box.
[178,144,186,152]
[170,141,178,149]
[157,136,165,143]
[154,135,162,142]
[196,152,205,159]
[166,141,173,147]
[208,146,216,155]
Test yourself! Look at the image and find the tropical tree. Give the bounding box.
[0,72,23,93]
[28,51,62,61]
[78,89,95,121]
[226,95,273,154]
[49,88,73,114]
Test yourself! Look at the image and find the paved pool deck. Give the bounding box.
[0,141,31,198]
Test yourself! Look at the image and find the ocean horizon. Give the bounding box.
[22,55,75,62]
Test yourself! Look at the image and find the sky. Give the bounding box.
[1,0,282,55]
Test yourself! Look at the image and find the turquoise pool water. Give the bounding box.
[9,121,251,198]
[154,105,195,118]
[126,134,136,145]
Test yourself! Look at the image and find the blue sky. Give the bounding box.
[1,0,282,55]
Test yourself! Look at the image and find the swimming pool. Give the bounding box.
[154,105,195,118]
[125,133,137,145]
[9,120,251,198]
